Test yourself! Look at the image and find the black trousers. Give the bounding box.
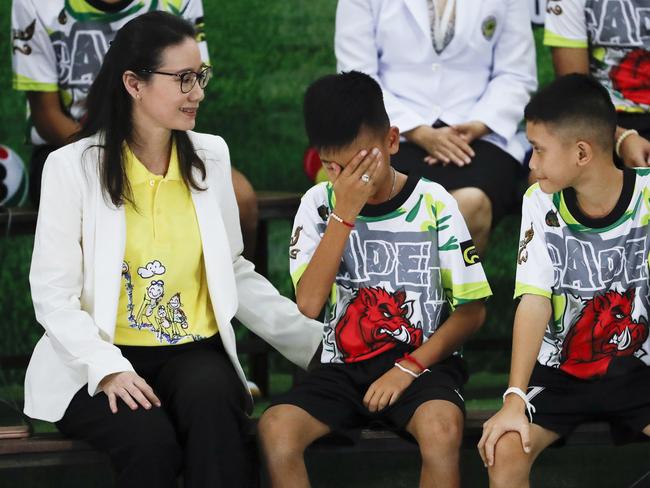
[392,139,521,226]
[56,334,254,488]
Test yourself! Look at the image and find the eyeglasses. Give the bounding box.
[140,65,212,93]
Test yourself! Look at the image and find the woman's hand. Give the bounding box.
[99,371,161,414]
[477,397,531,467]
[452,121,491,144]
[363,365,415,413]
[404,125,475,167]
[329,148,382,222]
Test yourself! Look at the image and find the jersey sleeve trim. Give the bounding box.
[13,74,58,92]
[543,30,588,48]
[514,282,552,299]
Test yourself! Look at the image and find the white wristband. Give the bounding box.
[615,129,638,158]
[394,362,429,378]
[503,387,536,423]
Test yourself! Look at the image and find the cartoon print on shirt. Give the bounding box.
[136,279,165,329]
[559,288,649,379]
[121,258,202,344]
[155,304,173,340]
[168,293,189,332]
[335,286,423,363]
[121,261,137,328]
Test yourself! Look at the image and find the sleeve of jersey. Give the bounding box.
[513,194,555,299]
[543,0,588,48]
[437,194,492,308]
[11,0,59,92]
[289,188,325,291]
[182,0,209,63]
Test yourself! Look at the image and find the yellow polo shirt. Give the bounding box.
[114,142,218,346]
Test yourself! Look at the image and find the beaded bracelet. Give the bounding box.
[329,212,355,229]
[400,353,428,373]
[615,129,638,158]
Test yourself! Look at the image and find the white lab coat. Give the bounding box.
[335,0,538,161]
[25,131,322,422]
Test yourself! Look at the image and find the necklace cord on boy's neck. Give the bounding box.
[387,167,397,201]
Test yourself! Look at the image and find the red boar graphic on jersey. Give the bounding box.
[335,287,423,363]
[560,288,648,379]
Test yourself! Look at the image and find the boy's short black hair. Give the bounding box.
[524,74,616,151]
[303,71,390,151]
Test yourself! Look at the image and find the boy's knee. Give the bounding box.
[258,407,306,457]
[453,188,492,226]
[488,432,532,485]
[419,417,463,461]
[411,404,463,460]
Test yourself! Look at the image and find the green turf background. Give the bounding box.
[0,2,554,376]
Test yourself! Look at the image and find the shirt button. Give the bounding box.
[431,63,439,72]
[150,180,155,186]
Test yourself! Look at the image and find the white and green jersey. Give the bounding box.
[11,0,208,145]
[544,0,650,112]
[515,168,650,380]
[290,174,492,364]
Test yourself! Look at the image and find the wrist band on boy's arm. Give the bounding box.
[394,361,429,378]
[503,387,536,423]
[616,129,638,158]
[329,212,355,229]
[399,353,428,373]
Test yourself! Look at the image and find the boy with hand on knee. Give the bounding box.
[259,71,491,488]
[479,74,650,488]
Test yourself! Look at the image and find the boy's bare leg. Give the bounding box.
[231,168,259,261]
[449,187,492,255]
[488,424,560,488]
[406,399,464,488]
[258,404,331,488]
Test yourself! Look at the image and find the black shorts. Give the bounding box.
[270,344,467,434]
[527,362,650,444]
[391,136,522,226]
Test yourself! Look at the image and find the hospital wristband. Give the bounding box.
[615,129,638,158]
[329,212,355,228]
[503,387,536,423]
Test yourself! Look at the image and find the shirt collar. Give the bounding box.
[124,139,182,185]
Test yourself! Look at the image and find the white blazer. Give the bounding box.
[335,0,538,161]
[25,131,322,422]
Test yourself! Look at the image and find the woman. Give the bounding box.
[25,11,321,488]
[335,0,538,253]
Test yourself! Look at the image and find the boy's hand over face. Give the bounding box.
[331,148,382,222]
[363,365,415,413]
[477,397,531,468]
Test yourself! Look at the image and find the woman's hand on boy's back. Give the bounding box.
[363,365,415,413]
[477,397,531,467]
[330,148,382,222]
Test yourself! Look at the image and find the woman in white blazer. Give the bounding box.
[336,0,538,253]
[26,12,321,488]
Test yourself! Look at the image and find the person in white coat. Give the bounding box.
[26,11,321,488]
[335,0,538,253]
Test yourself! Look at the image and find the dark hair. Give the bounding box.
[524,74,616,150]
[303,71,390,151]
[76,11,206,206]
